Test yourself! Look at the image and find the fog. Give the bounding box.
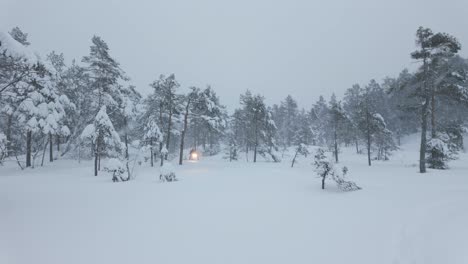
[2,0,467,109]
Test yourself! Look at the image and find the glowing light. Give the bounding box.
[191,153,198,159]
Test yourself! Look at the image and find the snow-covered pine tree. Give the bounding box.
[309,96,329,147]
[223,126,239,162]
[1,28,44,161]
[238,91,279,162]
[188,86,227,156]
[372,113,398,161]
[149,74,180,160]
[383,70,420,146]
[354,80,396,166]
[81,106,124,176]
[425,55,468,169]
[58,60,93,157]
[290,109,313,167]
[117,84,141,180]
[82,36,127,112]
[177,87,200,165]
[142,118,163,167]
[274,95,299,148]
[258,108,280,162]
[1,28,69,168]
[343,84,364,154]
[326,94,348,163]
[228,109,247,158]
[410,27,461,173]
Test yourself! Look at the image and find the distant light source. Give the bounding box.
[191,152,198,160]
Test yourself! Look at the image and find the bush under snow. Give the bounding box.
[313,148,361,191]
[160,162,177,182]
[104,158,127,182]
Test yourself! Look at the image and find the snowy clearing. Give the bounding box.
[1,138,468,264]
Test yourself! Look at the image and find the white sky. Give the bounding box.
[1,0,467,110]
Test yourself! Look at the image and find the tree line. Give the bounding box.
[1,26,467,179]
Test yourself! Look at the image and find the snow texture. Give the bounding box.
[0,135,468,264]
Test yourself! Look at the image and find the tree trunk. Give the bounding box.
[355,138,359,154]
[125,134,129,159]
[430,90,438,165]
[166,109,172,160]
[94,136,100,176]
[41,137,48,167]
[94,152,98,176]
[420,97,429,173]
[334,128,338,163]
[253,144,257,163]
[56,135,60,152]
[419,57,429,173]
[49,133,53,162]
[366,112,371,166]
[253,113,258,163]
[321,176,325,190]
[291,151,298,168]
[253,135,258,163]
[26,131,32,167]
[6,115,12,156]
[150,139,154,167]
[431,90,436,138]
[179,101,190,165]
[246,143,249,162]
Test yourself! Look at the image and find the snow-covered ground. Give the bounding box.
[1,136,468,264]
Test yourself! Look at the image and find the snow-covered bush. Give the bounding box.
[313,148,361,191]
[426,134,455,169]
[426,123,466,169]
[104,158,127,182]
[160,162,177,182]
[333,166,361,191]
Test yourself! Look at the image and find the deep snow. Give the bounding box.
[1,136,468,264]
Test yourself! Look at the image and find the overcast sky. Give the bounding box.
[1,0,467,110]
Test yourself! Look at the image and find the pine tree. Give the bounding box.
[327,94,348,163]
[82,36,126,114]
[343,84,364,153]
[353,80,396,165]
[410,27,461,173]
[310,96,329,146]
[239,91,278,162]
[188,86,227,155]
[81,106,123,176]
[142,118,163,167]
[149,74,180,160]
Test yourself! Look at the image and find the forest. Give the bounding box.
[1,26,467,178]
